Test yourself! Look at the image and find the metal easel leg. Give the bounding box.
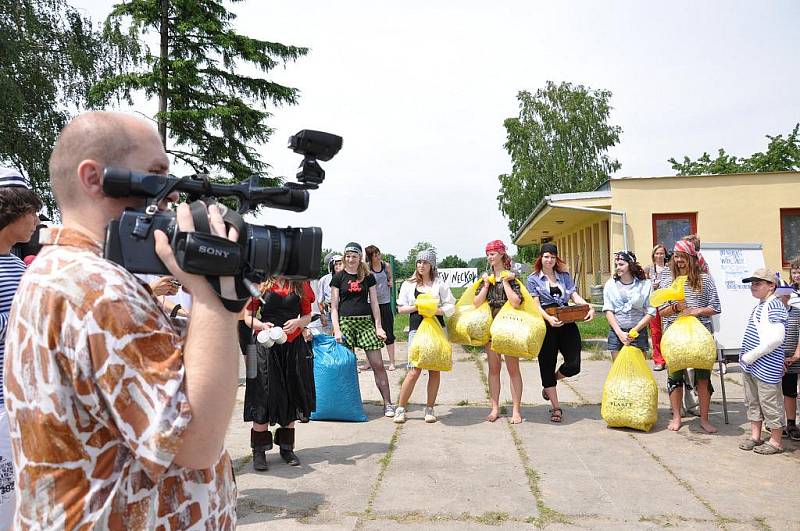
[717,349,729,424]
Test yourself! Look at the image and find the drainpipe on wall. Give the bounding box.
[546,202,629,250]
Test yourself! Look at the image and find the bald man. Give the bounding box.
[4,112,239,529]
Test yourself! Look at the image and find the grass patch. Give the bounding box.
[576,313,608,338]
[586,350,610,361]
[393,312,409,341]
[365,425,403,514]
[506,423,571,527]
[475,511,510,525]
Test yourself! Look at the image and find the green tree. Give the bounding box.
[91,0,308,183]
[669,124,800,175]
[317,247,333,278]
[467,256,487,271]
[398,241,436,279]
[439,254,467,268]
[498,81,622,236]
[0,0,130,214]
[513,244,539,265]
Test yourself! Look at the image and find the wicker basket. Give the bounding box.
[544,304,591,323]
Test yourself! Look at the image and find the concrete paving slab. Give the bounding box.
[400,357,488,406]
[513,406,714,520]
[547,517,719,530]
[231,397,396,524]
[225,339,800,530]
[479,357,584,407]
[362,520,534,530]
[630,411,800,522]
[237,513,359,530]
[373,406,537,519]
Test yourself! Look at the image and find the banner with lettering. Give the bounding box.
[437,268,479,288]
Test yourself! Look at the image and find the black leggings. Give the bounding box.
[538,321,582,388]
[783,372,798,398]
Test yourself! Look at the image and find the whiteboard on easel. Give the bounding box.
[701,243,765,355]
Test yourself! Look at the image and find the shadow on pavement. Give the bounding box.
[516,402,752,437]
[436,406,496,427]
[236,487,324,525]
[235,441,389,480]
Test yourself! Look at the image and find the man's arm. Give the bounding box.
[154,203,240,470]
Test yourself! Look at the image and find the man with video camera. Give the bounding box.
[4,112,239,529]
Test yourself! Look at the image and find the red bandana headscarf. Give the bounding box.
[485,240,511,270]
[673,240,696,256]
[485,240,506,254]
[673,240,708,272]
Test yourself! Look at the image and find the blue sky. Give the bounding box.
[73,0,800,261]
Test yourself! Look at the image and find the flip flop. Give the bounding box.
[753,442,783,455]
[738,438,763,451]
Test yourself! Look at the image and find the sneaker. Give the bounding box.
[653,363,666,371]
[424,406,437,423]
[393,407,406,423]
[384,403,396,418]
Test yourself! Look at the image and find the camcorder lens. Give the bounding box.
[246,225,321,280]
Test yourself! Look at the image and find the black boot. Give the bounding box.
[275,427,300,466]
[250,429,273,471]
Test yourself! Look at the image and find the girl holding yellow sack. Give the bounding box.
[658,240,721,434]
[393,250,456,424]
[474,240,525,423]
[526,243,594,423]
[602,251,655,361]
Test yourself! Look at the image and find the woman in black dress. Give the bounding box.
[242,278,316,471]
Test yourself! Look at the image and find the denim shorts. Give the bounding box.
[607,327,649,352]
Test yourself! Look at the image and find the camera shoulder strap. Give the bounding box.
[185,200,250,313]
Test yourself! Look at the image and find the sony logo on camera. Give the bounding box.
[198,245,230,259]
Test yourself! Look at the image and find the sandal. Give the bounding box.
[738,438,763,451]
[541,389,549,401]
[549,407,563,423]
[753,441,784,455]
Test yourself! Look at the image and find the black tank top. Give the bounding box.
[409,287,445,332]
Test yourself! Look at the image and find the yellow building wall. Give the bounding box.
[609,172,800,274]
[550,216,610,300]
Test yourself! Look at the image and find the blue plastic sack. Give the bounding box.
[310,334,368,422]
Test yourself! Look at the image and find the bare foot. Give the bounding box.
[700,419,718,434]
[510,412,523,424]
[667,417,682,431]
[486,409,499,422]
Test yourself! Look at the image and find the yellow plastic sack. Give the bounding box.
[650,275,687,307]
[408,315,453,371]
[415,293,439,318]
[601,346,658,432]
[661,315,716,371]
[447,280,492,346]
[489,283,546,359]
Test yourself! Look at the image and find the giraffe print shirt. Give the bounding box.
[4,227,236,530]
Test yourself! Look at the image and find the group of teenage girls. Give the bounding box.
[238,233,769,471]
[602,236,722,434]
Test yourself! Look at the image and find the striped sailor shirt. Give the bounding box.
[783,306,800,375]
[0,253,26,404]
[740,297,788,384]
[660,269,721,333]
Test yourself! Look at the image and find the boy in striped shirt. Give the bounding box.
[0,167,42,527]
[738,268,788,455]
